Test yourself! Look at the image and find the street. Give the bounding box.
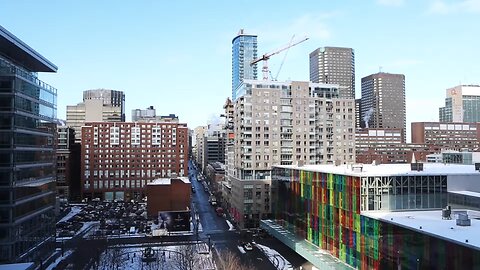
[188,161,308,270]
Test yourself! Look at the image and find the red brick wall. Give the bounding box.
[146,179,191,217]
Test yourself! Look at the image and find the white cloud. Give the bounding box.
[428,0,480,14]
[376,0,405,7]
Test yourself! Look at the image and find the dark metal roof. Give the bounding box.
[0,25,57,72]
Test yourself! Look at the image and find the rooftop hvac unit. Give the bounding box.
[475,163,480,171]
[442,205,452,220]
[411,163,424,171]
[456,213,471,226]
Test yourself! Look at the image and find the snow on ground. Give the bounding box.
[58,206,82,223]
[46,249,73,270]
[226,220,235,231]
[92,243,215,270]
[255,243,293,270]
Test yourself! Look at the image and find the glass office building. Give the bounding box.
[439,85,480,122]
[0,26,58,264]
[232,29,257,101]
[267,164,480,269]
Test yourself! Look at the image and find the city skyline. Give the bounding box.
[1,1,479,134]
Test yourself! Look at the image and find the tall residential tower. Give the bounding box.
[232,29,257,101]
[229,80,355,228]
[309,46,355,98]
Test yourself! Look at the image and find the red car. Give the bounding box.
[215,207,224,217]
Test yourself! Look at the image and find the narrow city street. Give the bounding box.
[188,161,309,269]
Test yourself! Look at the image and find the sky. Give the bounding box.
[1,0,479,140]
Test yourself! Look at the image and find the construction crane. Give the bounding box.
[250,36,309,81]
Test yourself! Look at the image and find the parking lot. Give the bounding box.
[56,200,150,239]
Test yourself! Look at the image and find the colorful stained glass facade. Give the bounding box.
[271,166,480,269]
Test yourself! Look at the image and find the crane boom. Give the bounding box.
[250,36,309,80]
[251,36,308,65]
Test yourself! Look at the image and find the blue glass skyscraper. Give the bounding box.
[232,29,257,101]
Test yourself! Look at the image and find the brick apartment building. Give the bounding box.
[81,122,189,200]
[412,122,480,151]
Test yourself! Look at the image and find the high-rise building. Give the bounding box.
[81,122,189,200]
[229,80,355,228]
[360,72,406,140]
[56,126,81,201]
[439,85,480,122]
[0,26,58,264]
[309,46,355,98]
[66,88,125,142]
[232,29,257,101]
[193,126,208,168]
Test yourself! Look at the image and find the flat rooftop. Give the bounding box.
[449,190,480,198]
[0,25,57,72]
[275,163,479,177]
[147,177,190,185]
[363,210,480,251]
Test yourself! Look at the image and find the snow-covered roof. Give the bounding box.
[147,177,190,185]
[449,190,480,198]
[363,210,480,250]
[275,163,479,177]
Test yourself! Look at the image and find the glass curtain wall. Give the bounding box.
[271,167,459,270]
[0,56,57,263]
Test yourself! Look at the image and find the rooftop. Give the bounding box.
[363,210,480,251]
[147,177,190,185]
[0,25,57,72]
[275,163,479,177]
[449,190,480,198]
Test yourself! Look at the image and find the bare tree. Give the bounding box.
[171,244,197,270]
[216,250,255,270]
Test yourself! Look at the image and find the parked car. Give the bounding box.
[244,242,253,251]
[215,207,224,217]
[191,186,196,193]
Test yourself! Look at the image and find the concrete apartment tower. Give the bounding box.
[228,80,355,228]
[66,88,125,142]
[360,72,406,141]
[309,46,355,99]
[439,85,480,122]
[0,26,58,265]
[232,29,258,101]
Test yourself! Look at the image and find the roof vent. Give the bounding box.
[352,164,363,172]
[442,205,452,220]
[475,163,480,171]
[456,213,471,226]
[411,163,423,171]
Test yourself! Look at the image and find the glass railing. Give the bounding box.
[0,57,57,94]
